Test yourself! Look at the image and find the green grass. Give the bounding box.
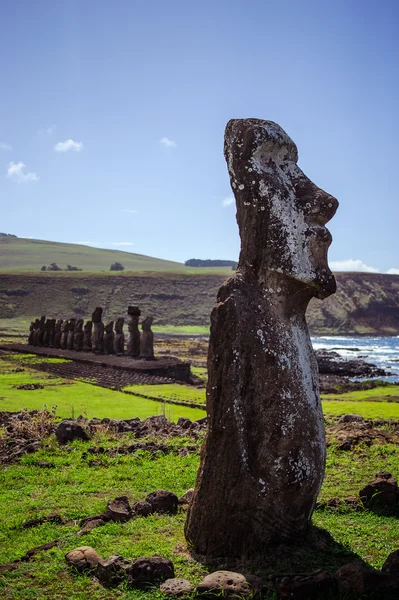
[152,325,209,336]
[322,385,399,403]
[123,384,206,406]
[322,400,399,419]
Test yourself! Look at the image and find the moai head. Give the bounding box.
[69,318,76,331]
[105,320,114,333]
[84,320,93,333]
[92,307,103,323]
[224,119,338,299]
[39,316,46,328]
[141,316,153,332]
[56,319,63,331]
[128,306,141,317]
[115,318,124,333]
[76,319,84,332]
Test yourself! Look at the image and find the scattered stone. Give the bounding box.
[15,383,44,390]
[269,570,335,599]
[177,417,192,429]
[77,518,106,535]
[21,513,62,529]
[132,500,153,517]
[359,471,399,510]
[382,550,399,576]
[197,570,262,598]
[96,555,133,587]
[160,577,194,597]
[55,420,90,444]
[338,414,365,424]
[146,490,178,514]
[178,489,194,505]
[104,496,132,522]
[65,546,102,572]
[126,555,174,587]
[335,561,398,595]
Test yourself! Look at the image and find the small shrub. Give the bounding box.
[110,262,125,271]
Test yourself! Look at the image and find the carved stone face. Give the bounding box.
[224,119,338,299]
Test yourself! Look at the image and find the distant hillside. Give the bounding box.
[0,237,186,272]
[0,271,398,335]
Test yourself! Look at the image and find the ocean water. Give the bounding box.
[311,336,399,383]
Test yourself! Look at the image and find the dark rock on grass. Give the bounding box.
[382,550,399,576]
[359,471,399,510]
[160,577,194,597]
[178,488,194,505]
[145,490,178,514]
[197,570,262,598]
[77,518,106,535]
[22,513,62,529]
[126,555,174,587]
[177,417,192,429]
[338,414,365,424]
[55,420,90,444]
[96,555,133,588]
[132,500,153,517]
[65,546,102,572]
[104,496,132,522]
[79,513,109,527]
[15,383,44,390]
[335,561,399,594]
[269,570,335,599]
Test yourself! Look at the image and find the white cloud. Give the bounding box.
[111,242,135,246]
[159,137,176,148]
[54,139,83,153]
[329,259,379,273]
[121,209,138,214]
[7,162,39,183]
[0,142,11,151]
[222,196,235,207]
[46,124,56,135]
[387,268,399,275]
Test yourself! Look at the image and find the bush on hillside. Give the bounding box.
[47,263,62,271]
[41,265,47,271]
[110,262,125,271]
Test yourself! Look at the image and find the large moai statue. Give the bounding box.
[103,321,115,355]
[28,321,37,345]
[127,306,141,358]
[60,320,69,349]
[48,319,56,347]
[67,319,76,350]
[83,320,93,351]
[140,316,154,360]
[92,307,104,354]
[42,320,50,347]
[73,319,84,351]
[114,317,125,355]
[185,119,338,558]
[54,320,63,348]
[35,316,46,346]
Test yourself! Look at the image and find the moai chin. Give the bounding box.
[127,306,141,358]
[67,319,76,350]
[185,119,338,558]
[73,319,84,351]
[103,321,115,355]
[140,316,155,360]
[92,307,104,354]
[83,320,93,351]
[114,317,125,355]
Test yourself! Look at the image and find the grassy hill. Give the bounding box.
[0,237,187,272]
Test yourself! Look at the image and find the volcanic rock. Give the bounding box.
[55,420,90,444]
[104,496,132,522]
[160,578,194,597]
[145,490,178,514]
[65,546,102,572]
[197,570,262,598]
[126,555,174,587]
[359,472,399,510]
[96,555,133,588]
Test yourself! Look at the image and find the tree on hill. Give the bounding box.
[66,265,82,271]
[110,262,125,271]
[41,265,47,271]
[47,262,62,271]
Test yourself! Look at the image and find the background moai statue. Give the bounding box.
[127,306,141,358]
[54,320,63,348]
[60,320,68,349]
[48,319,56,347]
[67,319,76,350]
[28,321,36,345]
[42,319,51,347]
[35,316,46,346]
[73,319,84,351]
[103,321,115,355]
[114,317,125,355]
[83,320,93,351]
[140,316,154,360]
[92,307,104,354]
[185,119,338,558]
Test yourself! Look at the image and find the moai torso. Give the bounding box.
[140,316,154,360]
[67,319,76,350]
[54,320,63,348]
[73,319,84,351]
[114,318,125,355]
[104,321,115,355]
[60,321,68,349]
[127,306,141,358]
[92,307,104,353]
[83,320,93,351]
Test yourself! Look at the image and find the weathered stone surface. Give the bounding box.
[185,119,338,557]
[103,321,115,355]
[197,570,262,598]
[114,317,125,355]
[127,306,141,358]
[269,570,335,599]
[145,490,178,514]
[140,316,154,360]
[60,320,68,349]
[335,561,399,594]
[359,471,398,510]
[160,578,194,597]
[338,414,365,424]
[126,555,174,587]
[55,420,90,444]
[178,489,194,505]
[382,550,399,576]
[67,319,76,350]
[96,555,133,587]
[83,320,92,351]
[65,546,102,571]
[77,518,106,535]
[54,319,63,348]
[132,500,153,517]
[92,307,104,353]
[104,496,132,522]
[73,319,84,351]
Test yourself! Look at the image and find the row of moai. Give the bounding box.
[27,306,155,359]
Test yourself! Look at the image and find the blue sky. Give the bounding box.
[1,0,398,273]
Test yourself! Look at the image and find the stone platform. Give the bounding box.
[0,343,191,384]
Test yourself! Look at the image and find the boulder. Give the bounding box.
[359,472,399,510]
[126,555,174,587]
[105,496,133,522]
[146,490,178,514]
[65,546,102,572]
[132,500,153,517]
[178,488,194,505]
[96,555,133,588]
[338,414,365,424]
[55,420,90,444]
[160,578,194,597]
[382,550,399,577]
[197,570,262,598]
[270,570,335,599]
[335,562,399,595]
